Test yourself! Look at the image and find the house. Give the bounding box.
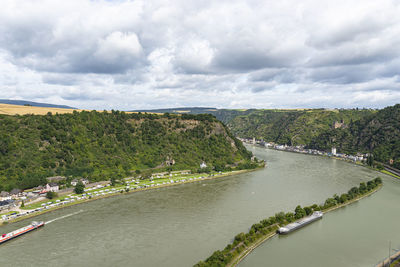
[10,189,22,198]
[200,162,207,168]
[46,183,59,192]
[0,191,11,201]
[71,178,89,186]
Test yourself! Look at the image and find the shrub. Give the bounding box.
[46,191,58,199]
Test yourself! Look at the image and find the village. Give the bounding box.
[239,137,368,163]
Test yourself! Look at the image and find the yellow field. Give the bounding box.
[0,103,85,115]
[0,104,143,116]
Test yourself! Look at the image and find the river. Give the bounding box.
[0,145,397,266]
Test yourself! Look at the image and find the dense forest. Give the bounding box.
[226,109,376,145]
[0,111,254,191]
[137,105,400,169]
[308,104,400,168]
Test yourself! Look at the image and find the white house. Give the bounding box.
[71,178,89,186]
[46,183,59,192]
[200,162,207,168]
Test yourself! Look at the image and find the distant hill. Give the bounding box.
[134,107,218,114]
[133,107,255,124]
[0,99,76,109]
[308,104,400,168]
[133,107,377,146]
[135,106,400,167]
[227,109,376,145]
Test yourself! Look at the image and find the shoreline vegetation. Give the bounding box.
[1,167,262,226]
[194,177,383,267]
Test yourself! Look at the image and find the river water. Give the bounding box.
[0,146,397,267]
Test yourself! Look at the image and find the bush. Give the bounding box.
[46,191,58,199]
[74,181,85,194]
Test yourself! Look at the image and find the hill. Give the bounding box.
[137,108,377,146]
[227,109,376,145]
[308,104,400,168]
[0,103,85,116]
[133,107,255,124]
[133,105,400,169]
[0,99,76,109]
[0,111,254,191]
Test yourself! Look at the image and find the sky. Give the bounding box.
[0,0,400,110]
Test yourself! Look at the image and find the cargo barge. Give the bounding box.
[278,211,323,234]
[0,221,44,244]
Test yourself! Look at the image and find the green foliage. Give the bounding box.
[227,109,375,145]
[46,191,58,199]
[0,111,253,191]
[304,206,312,216]
[294,205,306,219]
[308,105,400,168]
[74,181,85,194]
[135,105,400,169]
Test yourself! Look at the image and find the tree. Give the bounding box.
[294,205,306,219]
[46,191,58,199]
[74,181,85,194]
[339,194,348,203]
[20,200,25,208]
[367,154,374,166]
[304,206,312,216]
[374,177,382,184]
[359,182,367,193]
[285,212,295,223]
[274,212,285,224]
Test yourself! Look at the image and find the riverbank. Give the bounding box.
[195,178,383,267]
[380,169,400,179]
[228,228,278,267]
[230,183,382,267]
[1,168,261,226]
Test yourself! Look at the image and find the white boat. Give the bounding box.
[278,211,323,234]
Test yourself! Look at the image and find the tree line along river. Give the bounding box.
[0,145,398,267]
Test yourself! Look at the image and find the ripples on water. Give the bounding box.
[0,146,396,267]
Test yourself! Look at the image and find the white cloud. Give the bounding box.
[0,0,399,110]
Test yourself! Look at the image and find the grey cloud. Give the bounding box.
[0,0,399,110]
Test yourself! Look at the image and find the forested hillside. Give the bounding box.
[0,111,254,191]
[133,107,255,124]
[308,104,400,168]
[227,109,375,145]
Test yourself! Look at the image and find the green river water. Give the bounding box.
[0,145,398,266]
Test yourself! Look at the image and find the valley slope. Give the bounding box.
[0,111,254,191]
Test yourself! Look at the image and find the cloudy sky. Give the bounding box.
[1,0,400,110]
